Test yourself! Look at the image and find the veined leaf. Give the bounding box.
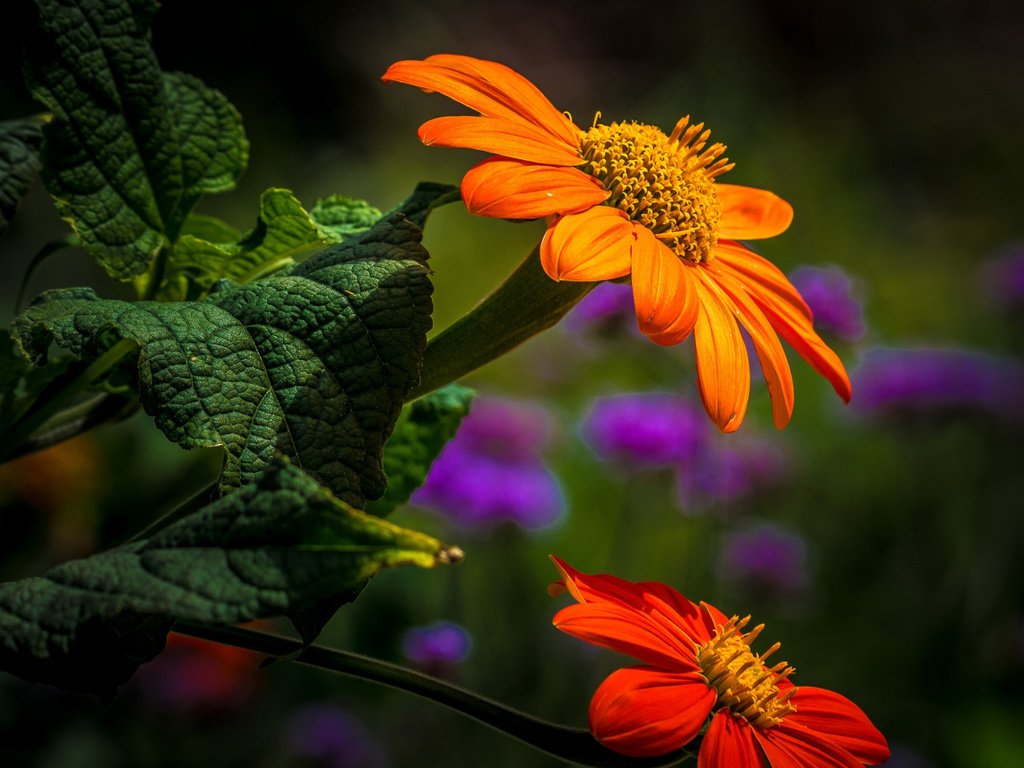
[309,194,383,241]
[367,384,474,516]
[0,117,44,235]
[24,0,248,280]
[12,190,442,506]
[0,458,460,699]
[0,328,74,432]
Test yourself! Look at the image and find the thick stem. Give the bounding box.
[174,621,690,768]
[408,247,595,401]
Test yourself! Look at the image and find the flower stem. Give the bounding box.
[174,621,690,768]
[408,247,595,401]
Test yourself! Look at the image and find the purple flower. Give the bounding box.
[677,436,790,509]
[979,244,1024,310]
[852,346,1024,422]
[401,621,472,668]
[286,704,386,768]
[789,265,866,341]
[581,393,709,468]
[878,744,938,768]
[412,397,565,529]
[563,281,636,334]
[718,522,809,597]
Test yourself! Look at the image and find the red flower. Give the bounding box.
[550,556,889,767]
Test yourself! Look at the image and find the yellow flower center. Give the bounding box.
[579,116,733,264]
[695,615,797,729]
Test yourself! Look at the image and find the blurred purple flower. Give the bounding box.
[718,522,809,597]
[401,621,472,670]
[286,704,385,768]
[563,281,636,334]
[412,397,565,529]
[789,265,866,341]
[979,244,1024,310]
[677,436,790,509]
[852,346,1024,422]
[581,393,709,468]
[878,743,938,768]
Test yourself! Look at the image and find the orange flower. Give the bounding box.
[382,55,852,432]
[549,556,890,767]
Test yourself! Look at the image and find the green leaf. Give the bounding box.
[0,117,44,235]
[309,194,383,241]
[13,195,439,505]
[0,328,72,433]
[157,188,363,302]
[366,384,474,516]
[24,0,248,281]
[0,458,460,698]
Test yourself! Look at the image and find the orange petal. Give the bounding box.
[692,272,751,433]
[553,603,700,672]
[697,712,765,768]
[715,240,812,321]
[418,115,583,166]
[789,687,890,765]
[716,184,794,240]
[706,266,795,429]
[382,55,580,148]
[630,228,699,346]
[715,242,851,403]
[540,207,633,282]
[589,666,716,758]
[461,157,608,219]
[753,720,862,768]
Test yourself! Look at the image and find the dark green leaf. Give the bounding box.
[0,117,44,235]
[13,202,437,505]
[0,328,72,433]
[0,458,459,698]
[24,0,248,280]
[366,384,474,516]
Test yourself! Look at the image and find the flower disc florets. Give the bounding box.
[579,116,733,264]
[696,615,797,729]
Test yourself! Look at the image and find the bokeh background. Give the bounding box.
[2,1,1023,766]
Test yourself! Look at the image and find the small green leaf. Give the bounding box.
[24,0,248,280]
[0,117,44,235]
[13,191,444,506]
[366,384,474,517]
[309,195,382,242]
[0,458,459,698]
[178,213,242,244]
[158,188,346,302]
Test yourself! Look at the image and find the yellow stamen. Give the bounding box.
[695,615,797,729]
[579,116,730,264]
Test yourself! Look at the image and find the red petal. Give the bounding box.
[631,228,700,346]
[382,55,580,148]
[553,603,700,672]
[550,556,711,644]
[789,687,890,765]
[699,602,732,636]
[715,241,852,403]
[697,712,767,768]
[706,265,795,429]
[540,207,633,281]
[590,666,716,757]
[418,115,583,166]
[716,184,794,240]
[693,271,751,433]
[754,721,861,768]
[461,157,608,219]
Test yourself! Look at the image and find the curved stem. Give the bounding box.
[408,247,595,401]
[14,235,79,314]
[174,621,690,768]
[2,393,138,461]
